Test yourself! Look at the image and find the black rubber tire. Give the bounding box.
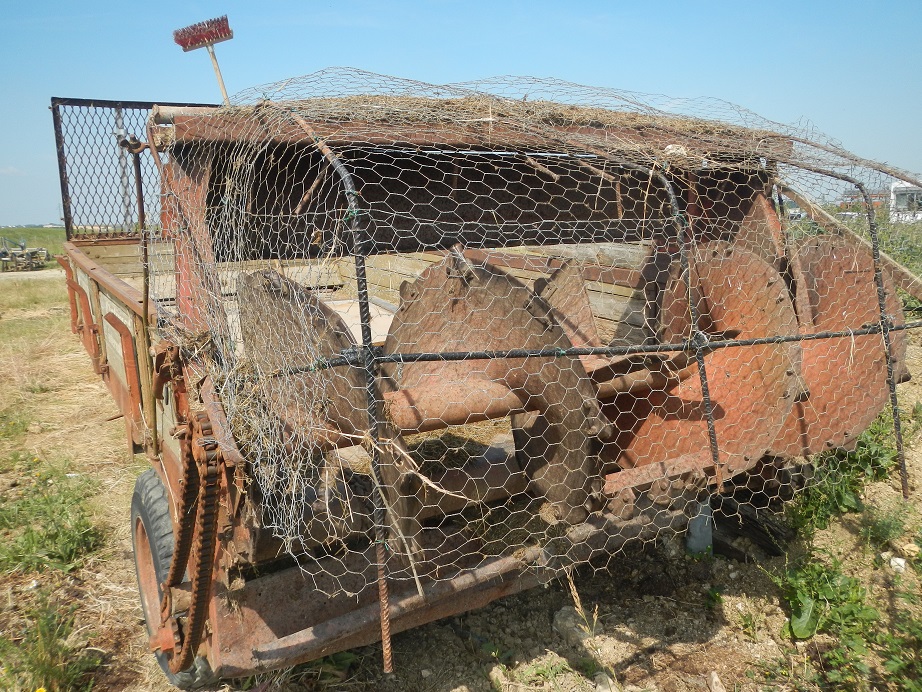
[131,469,217,690]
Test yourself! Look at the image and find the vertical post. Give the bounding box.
[674,175,723,488]
[288,110,395,672]
[349,201,396,675]
[130,143,158,457]
[50,99,74,238]
[856,183,909,499]
[115,107,134,234]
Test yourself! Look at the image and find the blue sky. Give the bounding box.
[1,0,919,225]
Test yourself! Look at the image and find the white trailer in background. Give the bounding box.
[890,181,922,223]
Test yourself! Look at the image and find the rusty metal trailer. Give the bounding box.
[50,78,922,688]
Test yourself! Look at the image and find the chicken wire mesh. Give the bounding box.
[67,69,922,602]
[51,97,216,238]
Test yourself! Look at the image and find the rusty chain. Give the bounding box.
[159,410,222,674]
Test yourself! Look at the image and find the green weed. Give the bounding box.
[770,554,878,687]
[572,655,601,678]
[0,409,28,441]
[25,381,51,394]
[877,219,922,278]
[788,407,921,534]
[739,609,764,642]
[772,554,877,640]
[747,653,817,691]
[860,504,907,548]
[517,657,572,684]
[0,592,101,692]
[0,464,99,573]
[877,609,922,690]
[704,586,724,610]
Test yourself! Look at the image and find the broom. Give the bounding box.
[173,15,234,105]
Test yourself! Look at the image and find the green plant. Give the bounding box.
[877,609,922,690]
[0,408,28,441]
[705,586,724,610]
[0,464,100,572]
[878,219,922,278]
[517,657,572,684]
[904,291,922,316]
[747,652,817,691]
[25,380,51,394]
[0,592,101,691]
[739,608,764,642]
[772,554,877,640]
[572,655,601,678]
[787,407,921,535]
[770,554,878,687]
[860,504,907,548]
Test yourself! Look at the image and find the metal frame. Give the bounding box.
[51,97,217,239]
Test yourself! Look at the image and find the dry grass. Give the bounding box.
[177,92,792,164]
[0,273,162,691]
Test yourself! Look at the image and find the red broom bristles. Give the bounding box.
[174,15,233,52]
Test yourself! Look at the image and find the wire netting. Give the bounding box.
[71,69,922,601]
[51,98,215,238]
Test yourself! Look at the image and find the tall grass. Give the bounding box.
[0,459,100,573]
[0,592,101,692]
[0,276,68,313]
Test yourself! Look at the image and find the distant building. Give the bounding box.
[890,181,922,224]
[838,189,888,211]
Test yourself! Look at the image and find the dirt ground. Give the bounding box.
[1,270,921,692]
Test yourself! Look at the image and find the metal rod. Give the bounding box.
[782,161,910,500]
[50,96,217,111]
[50,100,74,237]
[288,108,395,673]
[280,320,922,374]
[129,145,157,457]
[854,182,910,499]
[115,108,134,233]
[671,169,724,486]
[773,133,922,191]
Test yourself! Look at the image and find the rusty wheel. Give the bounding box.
[607,241,800,477]
[770,236,906,456]
[131,469,215,690]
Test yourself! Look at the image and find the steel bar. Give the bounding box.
[287,109,396,673]
[781,162,910,499]
[278,321,922,374]
[855,183,910,499]
[50,101,74,237]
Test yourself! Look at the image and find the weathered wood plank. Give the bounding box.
[504,241,650,269]
[586,290,647,328]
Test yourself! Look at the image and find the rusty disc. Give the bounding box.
[605,241,799,476]
[770,236,906,457]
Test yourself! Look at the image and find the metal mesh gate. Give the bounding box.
[51,97,215,239]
